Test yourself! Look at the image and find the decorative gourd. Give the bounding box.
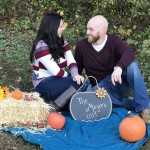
[119,111,146,142]
[12,90,23,100]
[47,112,66,130]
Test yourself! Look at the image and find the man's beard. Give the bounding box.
[87,33,100,43]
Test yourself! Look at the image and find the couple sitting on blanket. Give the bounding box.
[29,12,150,124]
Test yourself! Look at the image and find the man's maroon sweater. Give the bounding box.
[74,34,135,86]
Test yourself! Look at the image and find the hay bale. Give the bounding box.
[0,92,52,128]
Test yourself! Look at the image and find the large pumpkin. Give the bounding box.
[119,111,146,142]
[47,112,66,130]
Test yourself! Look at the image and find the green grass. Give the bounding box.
[0,28,35,92]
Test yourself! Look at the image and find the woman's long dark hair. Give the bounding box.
[30,12,64,63]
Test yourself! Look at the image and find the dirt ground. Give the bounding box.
[0,130,42,150]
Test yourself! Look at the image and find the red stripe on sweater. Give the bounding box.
[32,62,47,71]
[58,61,67,68]
[35,49,50,59]
[33,65,39,70]
[39,62,47,69]
[63,43,71,52]
[56,69,64,77]
[69,63,77,69]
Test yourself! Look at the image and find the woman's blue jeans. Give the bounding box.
[35,76,89,103]
[92,61,149,112]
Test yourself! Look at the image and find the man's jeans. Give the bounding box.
[92,61,149,112]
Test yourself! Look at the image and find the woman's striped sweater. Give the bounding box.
[32,40,78,87]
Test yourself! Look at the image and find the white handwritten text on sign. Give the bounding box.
[69,92,112,121]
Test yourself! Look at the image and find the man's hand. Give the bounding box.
[73,75,84,85]
[111,66,123,86]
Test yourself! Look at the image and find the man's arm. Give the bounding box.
[111,36,135,85]
[114,35,135,70]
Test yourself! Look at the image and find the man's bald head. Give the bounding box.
[86,15,108,44]
[87,15,108,32]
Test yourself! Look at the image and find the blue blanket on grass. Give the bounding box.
[3,108,150,150]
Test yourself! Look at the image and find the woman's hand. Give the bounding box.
[73,75,84,85]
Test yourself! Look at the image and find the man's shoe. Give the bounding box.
[140,109,150,124]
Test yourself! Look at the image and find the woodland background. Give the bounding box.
[0,0,150,149]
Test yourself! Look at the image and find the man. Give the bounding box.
[74,15,150,123]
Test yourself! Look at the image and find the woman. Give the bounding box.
[30,12,85,110]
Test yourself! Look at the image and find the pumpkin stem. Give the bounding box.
[128,111,134,118]
[10,85,16,90]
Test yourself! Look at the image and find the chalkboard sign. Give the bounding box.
[69,90,112,122]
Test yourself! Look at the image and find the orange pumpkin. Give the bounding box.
[119,111,146,142]
[12,90,23,100]
[47,112,66,130]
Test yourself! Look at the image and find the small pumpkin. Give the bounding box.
[47,112,66,130]
[12,90,23,100]
[119,111,146,142]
